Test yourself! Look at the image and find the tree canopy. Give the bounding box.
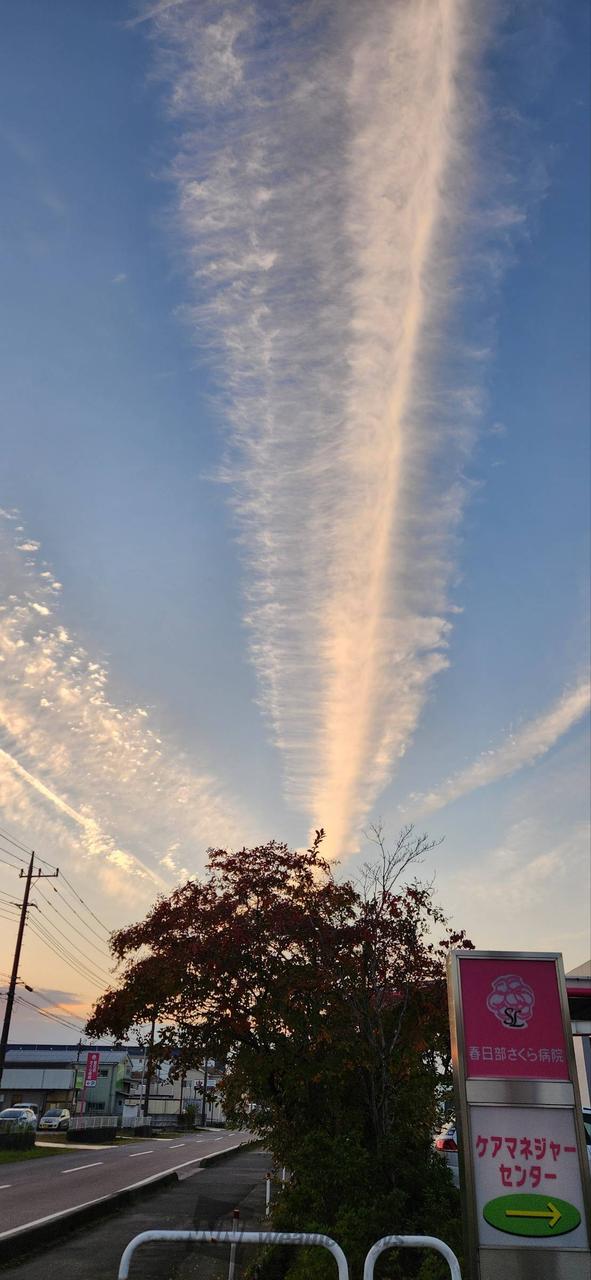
[88,827,472,1278]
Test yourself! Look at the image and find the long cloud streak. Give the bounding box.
[407,680,591,815]
[150,0,486,857]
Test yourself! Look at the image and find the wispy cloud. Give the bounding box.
[0,514,255,898]
[406,680,590,815]
[442,815,590,964]
[147,0,500,857]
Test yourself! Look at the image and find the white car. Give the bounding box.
[39,1107,70,1131]
[0,1106,37,1130]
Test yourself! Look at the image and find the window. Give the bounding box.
[99,1069,108,1078]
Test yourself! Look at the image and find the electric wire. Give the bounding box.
[58,874,112,935]
[33,905,112,982]
[0,825,31,855]
[9,993,87,1035]
[35,883,112,963]
[44,881,113,948]
[26,917,112,991]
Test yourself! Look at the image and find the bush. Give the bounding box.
[0,1129,35,1151]
[67,1126,118,1144]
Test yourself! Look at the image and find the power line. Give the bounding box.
[24,982,88,1028]
[42,881,113,950]
[16,993,86,1032]
[0,825,113,937]
[26,918,109,992]
[33,905,112,983]
[58,874,112,936]
[0,826,32,856]
[0,856,27,871]
[0,844,28,866]
[5,992,87,1035]
[0,852,60,1082]
[35,883,112,962]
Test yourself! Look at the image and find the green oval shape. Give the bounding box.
[483,1193,581,1238]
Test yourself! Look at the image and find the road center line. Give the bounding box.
[61,1162,103,1174]
[0,1184,12,1189]
[169,1143,185,1149]
[128,1150,153,1157]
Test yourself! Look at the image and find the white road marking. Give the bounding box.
[128,1150,153,1157]
[0,1184,12,1189]
[169,1143,185,1149]
[61,1162,103,1174]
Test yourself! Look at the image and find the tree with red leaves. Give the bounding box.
[88,827,472,1279]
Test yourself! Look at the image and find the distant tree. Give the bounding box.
[87,827,473,1279]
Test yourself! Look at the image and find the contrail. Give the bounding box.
[0,747,167,889]
[151,0,484,857]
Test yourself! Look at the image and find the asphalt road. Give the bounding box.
[0,1146,269,1279]
[0,1130,251,1237]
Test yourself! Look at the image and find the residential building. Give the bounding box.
[0,1044,132,1117]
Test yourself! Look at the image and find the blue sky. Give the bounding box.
[0,0,588,1039]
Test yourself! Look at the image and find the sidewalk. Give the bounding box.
[0,1147,269,1280]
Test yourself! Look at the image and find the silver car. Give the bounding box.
[0,1106,37,1130]
[39,1107,70,1131]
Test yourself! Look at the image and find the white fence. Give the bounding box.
[69,1115,119,1131]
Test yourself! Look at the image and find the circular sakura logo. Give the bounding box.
[486,973,535,1029]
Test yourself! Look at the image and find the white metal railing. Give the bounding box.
[69,1115,119,1130]
[120,1116,153,1129]
[117,1230,349,1280]
[363,1235,462,1280]
[117,1228,462,1280]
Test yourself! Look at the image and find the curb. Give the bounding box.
[0,1140,256,1266]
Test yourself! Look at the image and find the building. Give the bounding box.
[566,960,591,1107]
[0,1038,232,1124]
[0,1044,133,1117]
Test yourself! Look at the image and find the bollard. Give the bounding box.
[281,1166,286,1185]
[227,1208,239,1280]
[265,1171,272,1217]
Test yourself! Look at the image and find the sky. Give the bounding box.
[0,0,589,1043]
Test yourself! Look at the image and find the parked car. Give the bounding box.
[39,1107,70,1131]
[434,1119,459,1187]
[14,1102,38,1115]
[0,1106,37,1130]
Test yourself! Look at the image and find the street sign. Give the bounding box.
[458,957,569,1080]
[84,1050,100,1089]
[470,1104,588,1249]
[447,951,591,1280]
[483,1194,581,1239]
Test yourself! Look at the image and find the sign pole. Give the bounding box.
[447,950,591,1280]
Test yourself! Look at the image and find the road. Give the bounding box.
[0,1129,251,1237]
[0,1146,269,1279]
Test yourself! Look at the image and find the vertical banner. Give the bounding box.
[447,951,591,1280]
[83,1050,100,1089]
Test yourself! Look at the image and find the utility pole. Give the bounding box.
[142,1011,157,1118]
[0,852,59,1086]
[200,1052,209,1127]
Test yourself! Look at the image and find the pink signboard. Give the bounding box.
[458,957,568,1080]
[84,1050,100,1089]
